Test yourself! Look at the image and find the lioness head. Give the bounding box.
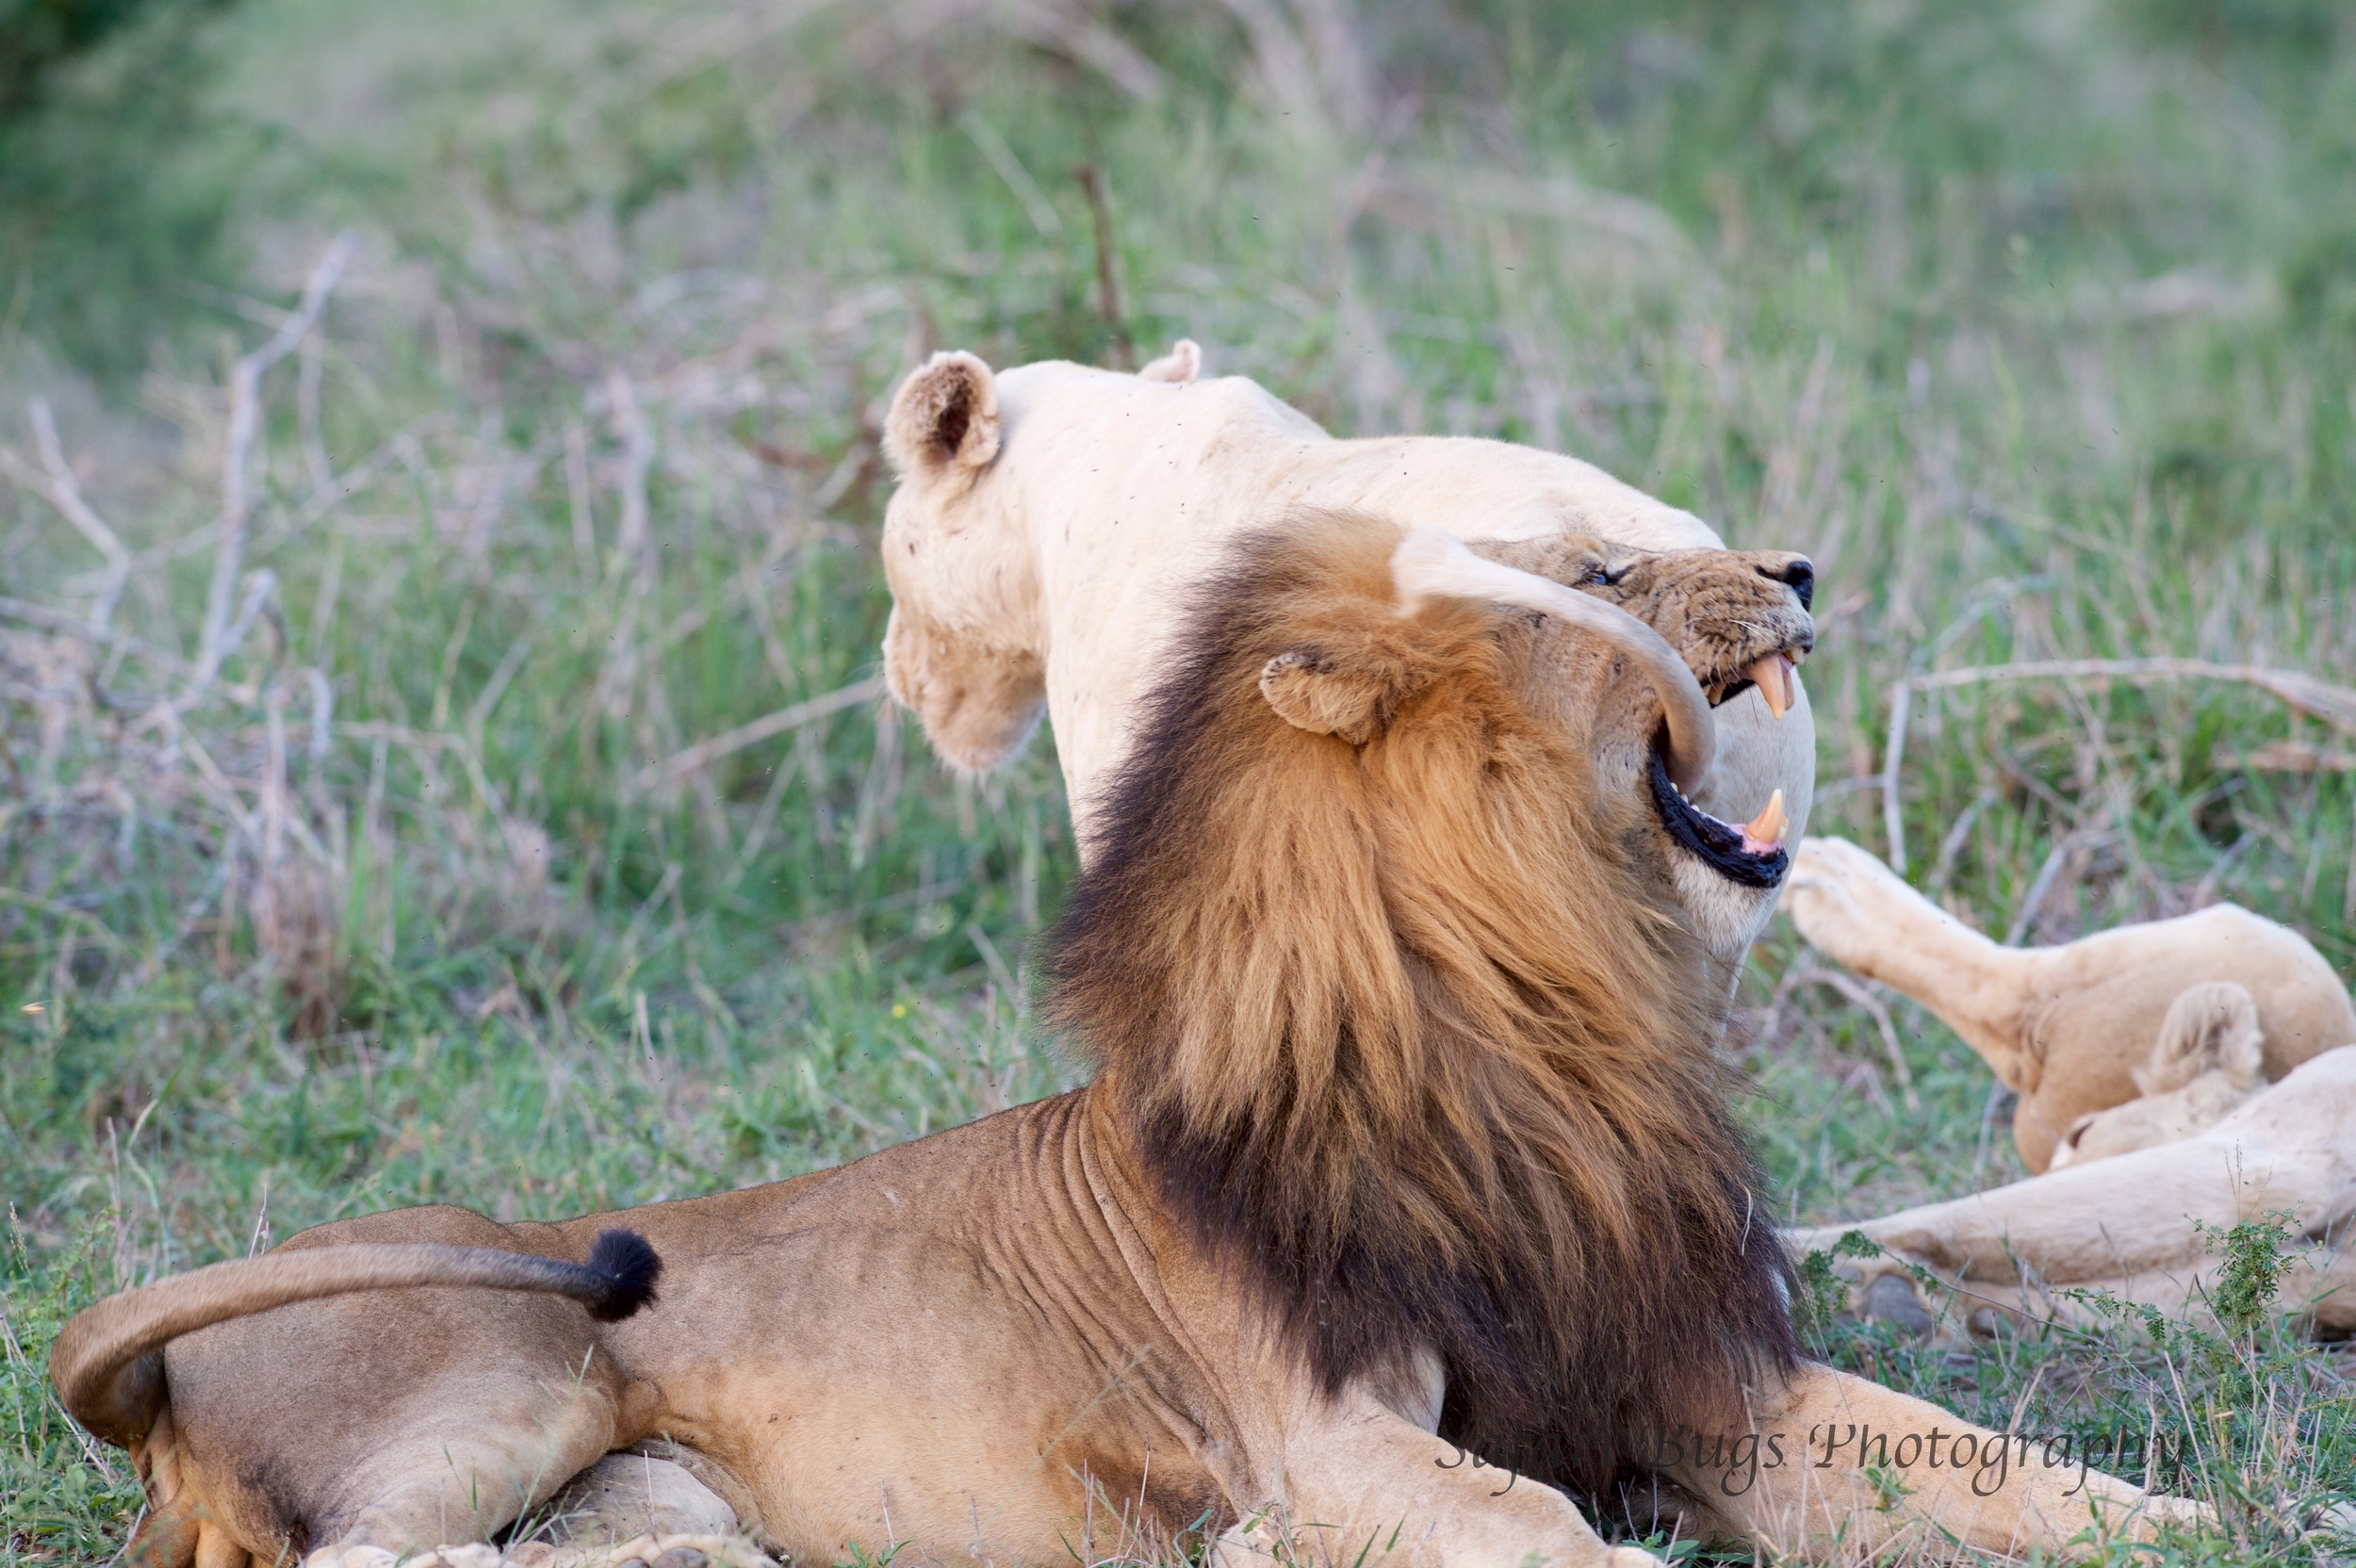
[875,351,1045,775]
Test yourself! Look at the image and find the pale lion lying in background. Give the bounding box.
[1785,836,2351,1172]
[1781,836,2356,1340]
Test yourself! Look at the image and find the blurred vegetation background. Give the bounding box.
[3,0,2355,1560]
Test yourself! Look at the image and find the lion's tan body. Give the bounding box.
[155,1099,1259,1566]
[143,1094,1749,1568]
[131,1089,2204,1568]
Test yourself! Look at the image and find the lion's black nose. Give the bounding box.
[1760,557,1813,612]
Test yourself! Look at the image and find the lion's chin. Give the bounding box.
[1669,851,1788,966]
[1645,745,1792,963]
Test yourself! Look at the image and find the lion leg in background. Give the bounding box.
[1666,1364,2202,1560]
[1780,836,2354,1170]
[149,1209,644,1566]
[1785,1048,2356,1340]
[1802,1228,2356,1349]
[1220,1387,1661,1568]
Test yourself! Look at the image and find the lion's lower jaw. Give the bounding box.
[1670,854,1785,964]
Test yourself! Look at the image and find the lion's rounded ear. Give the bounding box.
[884,351,1001,480]
[2138,980,2265,1093]
[1260,648,1384,745]
[1137,338,1202,384]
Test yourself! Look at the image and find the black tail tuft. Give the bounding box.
[582,1229,663,1321]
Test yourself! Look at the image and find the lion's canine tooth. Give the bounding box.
[1741,788,1788,849]
[1745,653,1796,719]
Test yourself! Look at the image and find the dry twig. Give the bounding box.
[195,231,358,694]
[633,676,888,795]
[1775,964,1921,1112]
[1880,656,2356,877]
[0,399,135,631]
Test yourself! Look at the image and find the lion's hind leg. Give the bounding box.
[160,1242,639,1560]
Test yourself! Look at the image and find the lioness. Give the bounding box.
[1787,1043,2356,1344]
[1784,835,2352,1170]
[876,343,1816,966]
[1779,838,2356,1340]
[57,521,2193,1568]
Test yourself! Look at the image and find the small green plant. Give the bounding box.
[1862,1462,1916,1513]
[1792,1229,1883,1339]
[2196,1213,2299,1344]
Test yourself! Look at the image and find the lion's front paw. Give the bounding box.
[303,1549,502,1568]
[566,1533,780,1568]
[1599,1547,1666,1567]
[410,1550,502,1568]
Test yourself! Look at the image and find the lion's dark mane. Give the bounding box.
[1047,516,1797,1496]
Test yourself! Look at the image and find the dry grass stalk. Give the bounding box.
[1880,656,2356,876]
[632,676,887,796]
[196,231,358,694]
[0,236,367,1037]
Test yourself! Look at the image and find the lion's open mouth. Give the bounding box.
[1648,747,1791,887]
[1655,647,1807,886]
[1645,644,1806,885]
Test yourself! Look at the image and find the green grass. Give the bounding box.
[4,0,2356,1561]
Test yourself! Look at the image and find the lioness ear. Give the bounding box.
[884,351,1001,480]
[2137,981,2266,1094]
[1260,648,1386,745]
[1137,338,1203,384]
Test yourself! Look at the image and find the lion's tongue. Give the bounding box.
[1739,789,1788,855]
[1746,653,1797,718]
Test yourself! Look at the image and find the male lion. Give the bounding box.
[56,521,2194,1568]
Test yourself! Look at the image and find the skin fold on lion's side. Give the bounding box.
[55,518,2201,1568]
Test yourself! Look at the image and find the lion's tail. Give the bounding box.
[51,1229,661,1446]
